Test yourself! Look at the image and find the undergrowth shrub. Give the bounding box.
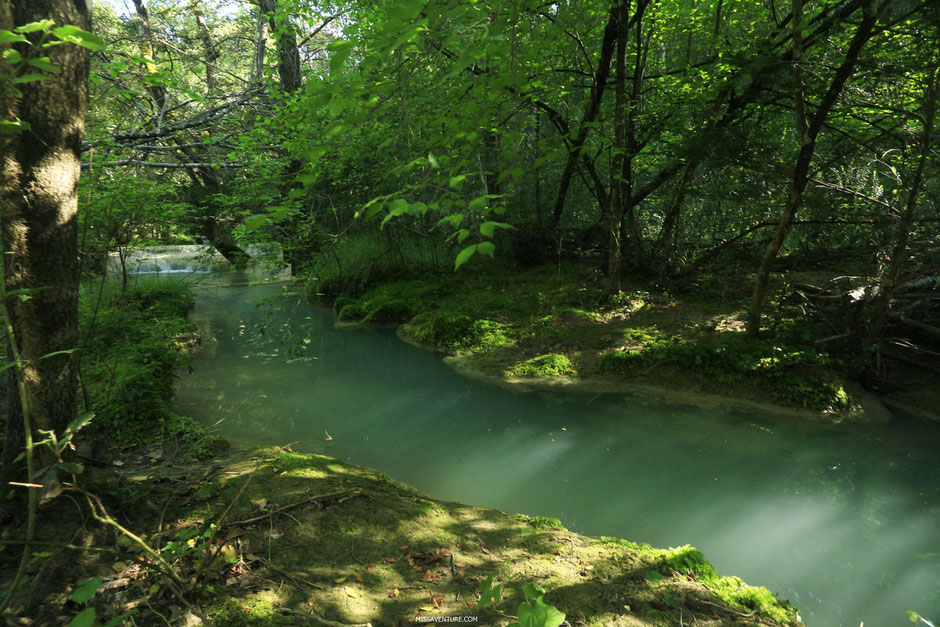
[79,276,211,445]
[304,232,446,301]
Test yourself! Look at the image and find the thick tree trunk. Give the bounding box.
[0,0,89,480]
[258,0,308,274]
[745,0,880,337]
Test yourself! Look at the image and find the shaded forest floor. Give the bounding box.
[1,439,801,626]
[313,260,937,421]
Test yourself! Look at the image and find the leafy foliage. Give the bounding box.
[79,277,199,442]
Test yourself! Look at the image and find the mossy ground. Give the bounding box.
[1,448,800,626]
[312,263,863,415]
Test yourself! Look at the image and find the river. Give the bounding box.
[172,277,939,627]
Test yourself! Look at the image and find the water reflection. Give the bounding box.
[174,280,940,627]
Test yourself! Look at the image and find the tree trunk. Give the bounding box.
[606,0,630,294]
[0,0,89,480]
[258,0,308,274]
[745,0,880,337]
[867,58,938,344]
[549,5,619,229]
[250,7,269,84]
[190,0,220,93]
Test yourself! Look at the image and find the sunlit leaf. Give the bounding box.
[454,244,476,270]
[0,119,31,134]
[0,30,29,44]
[2,48,23,63]
[52,25,105,51]
[16,20,55,33]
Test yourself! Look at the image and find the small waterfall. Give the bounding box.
[106,244,287,278]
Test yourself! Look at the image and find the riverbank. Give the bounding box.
[1,275,802,625]
[4,442,802,626]
[309,262,919,421]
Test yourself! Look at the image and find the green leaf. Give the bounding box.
[57,462,84,474]
[0,119,31,134]
[449,175,466,188]
[101,610,138,627]
[427,153,439,169]
[16,20,55,33]
[514,596,566,627]
[243,214,268,231]
[27,57,60,73]
[382,198,409,226]
[71,577,103,603]
[67,608,96,627]
[477,241,495,256]
[66,412,95,435]
[456,228,470,243]
[0,30,29,44]
[2,48,23,63]
[387,198,409,216]
[51,25,105,51]
[468,196,487,212]
[476,574,502,607]
[454,245,477,270]
[435,214,463,228]
[521,582,546,602]
[12,73,51,84]
[328,40,354,75]
[39,349,76,360]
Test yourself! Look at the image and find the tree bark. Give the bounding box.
[0,0,89,479]
[745,0,880,337]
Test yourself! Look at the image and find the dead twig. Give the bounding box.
[226,489,367,526]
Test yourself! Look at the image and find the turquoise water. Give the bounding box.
[173,279,940,626]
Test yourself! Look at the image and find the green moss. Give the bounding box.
[507,353,576,377]
[602,334,852,411]
[166,415,231,462]
[401,312,512,353]
[337,303,366,321]
[361,298,413,323]
[709,576,796,623]
[518,515,565,530]
[209,597,291,626]
[662,546,716,580]
[265,451,322,474]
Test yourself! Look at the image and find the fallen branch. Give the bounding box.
[227,489,367,526]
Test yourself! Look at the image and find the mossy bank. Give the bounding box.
[307,262,911,421]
